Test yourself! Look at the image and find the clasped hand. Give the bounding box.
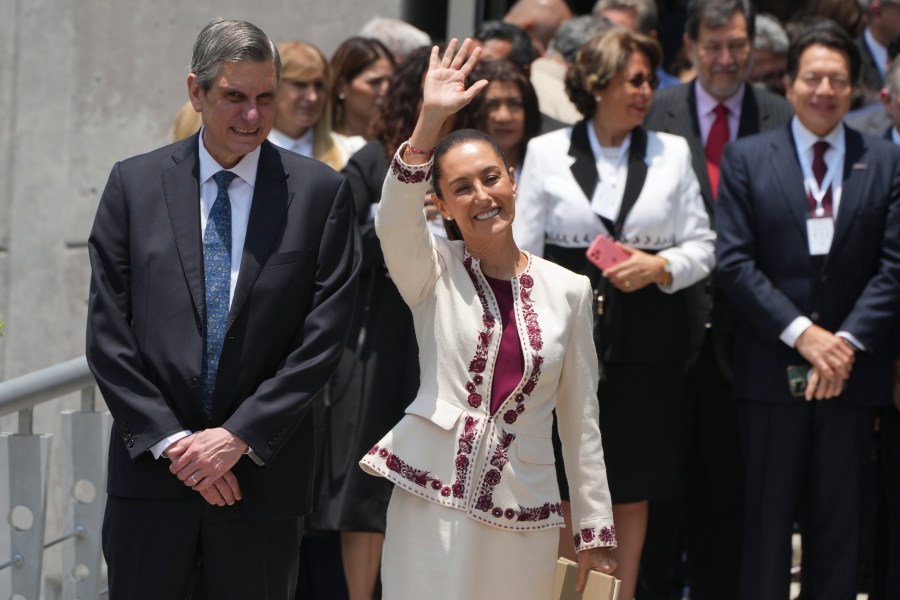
[795,324,855,401]
[166,427,248,506]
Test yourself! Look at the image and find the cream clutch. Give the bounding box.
[552,557,621,600]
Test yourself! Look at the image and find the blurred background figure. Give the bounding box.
[749,13,789,95]
[462,60,541,177]
[592,0,681,88]
[885,55,900,141]
[474,20,536,71]
[530,15,611,126]
[269,41,348,171]
[168,100,202,143]
[308,47,439,600]
[857,0,900,96]
[330,37,396,142]
[503,0,573,56]
[514,28,715,600]
[358,16,431,65]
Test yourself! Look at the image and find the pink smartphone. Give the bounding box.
[585,234,629,271]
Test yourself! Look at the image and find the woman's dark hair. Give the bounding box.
[786,19,861,85]
[432,129,510,241]
[460,60,541,165]
[565,28,662,118]
[330,36,395,132]
[372,46,437,157]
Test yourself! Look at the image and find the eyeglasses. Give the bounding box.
[798,73,851,92]
[625,73,660,90]
[699,39,751,58]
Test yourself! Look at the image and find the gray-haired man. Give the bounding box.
[87,18,359,599]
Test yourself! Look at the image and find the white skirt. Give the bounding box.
[382,487,559,600]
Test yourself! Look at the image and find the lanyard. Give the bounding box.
[803,147,837,218]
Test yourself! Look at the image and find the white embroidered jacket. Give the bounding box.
[359,148,616,552]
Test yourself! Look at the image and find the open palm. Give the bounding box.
[422,38,488,117]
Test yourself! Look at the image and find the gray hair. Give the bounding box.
[549,15,613,63]
[753,13,789,54]
[887,56,900,98]
[359,17,432,64]
[685,0,755,41]
[592,0,658,33]
[190,18,282,91]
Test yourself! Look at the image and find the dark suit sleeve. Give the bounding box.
[715,143,808,341]
[342,142,387,270]
[222,177,361,464]
[86,162,185,457]
[837,150,900,348]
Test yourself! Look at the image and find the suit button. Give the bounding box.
[126,440,134,448]
[189,376,201,389]
[811,311,820,321]
[704,322,712,329]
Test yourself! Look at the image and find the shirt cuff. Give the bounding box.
[836,331,866,353]
[780,317,813,348]
[150,430,192,460]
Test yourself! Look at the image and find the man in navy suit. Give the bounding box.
[716,20,900,600]
[86,19,360,599]
[643,1,792,597]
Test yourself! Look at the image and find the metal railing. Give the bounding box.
[0,356,110,599]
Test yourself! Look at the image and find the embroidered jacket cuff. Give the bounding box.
[390,143,433,185]
[780,317,813,348]
[573,519,617,552]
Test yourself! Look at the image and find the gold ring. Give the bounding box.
[190,474,198,484]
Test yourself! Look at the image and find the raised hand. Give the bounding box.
[406,39,488,160]
[421,38,488,119]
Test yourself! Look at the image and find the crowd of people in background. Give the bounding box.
[162,2,900,599]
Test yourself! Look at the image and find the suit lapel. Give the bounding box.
[829,129,867,256]
[568,120,598,201]
[769,125,809,239]
[681,84,715,214]
[227,141,292,329]
[162,135,205,323]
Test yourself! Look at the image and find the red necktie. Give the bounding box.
[705,104,729,200]
[809,141,833,216]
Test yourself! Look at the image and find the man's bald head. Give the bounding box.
[504,0,572,56]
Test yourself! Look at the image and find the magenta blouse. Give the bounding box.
[485,276,525,415]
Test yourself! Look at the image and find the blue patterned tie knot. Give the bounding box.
[201,170,237,419]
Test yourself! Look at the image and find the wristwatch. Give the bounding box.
[659,257,673,287]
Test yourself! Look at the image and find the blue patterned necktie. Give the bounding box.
[201,170,237,419]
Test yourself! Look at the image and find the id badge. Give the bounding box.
[806,216,834,256]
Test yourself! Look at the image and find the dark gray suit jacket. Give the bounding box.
[86,134,361,520]
[644,82,793,377]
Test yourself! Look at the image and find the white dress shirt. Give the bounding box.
[150,130,260,459]
[864,28,888,80]
[892,128,900,145]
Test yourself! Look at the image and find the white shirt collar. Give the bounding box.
[198,128,260,189]
[791,117,845,157]
[268,127,314,158]
[694,79,745,119]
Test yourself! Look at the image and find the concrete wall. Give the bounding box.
[0,1,401,595]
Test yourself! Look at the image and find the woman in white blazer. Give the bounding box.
[512,28,715,599]
[359,40,617,599]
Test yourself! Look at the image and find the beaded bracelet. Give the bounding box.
[405,140,435,158]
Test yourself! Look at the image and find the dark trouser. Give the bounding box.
[871,406,900,599]
[103,495,302,600]
[738,399,876,600]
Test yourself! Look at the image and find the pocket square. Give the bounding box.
[852,163,867,170]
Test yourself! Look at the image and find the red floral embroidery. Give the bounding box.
[574,525,617,549]
[503,410,518,424]
[453,416,480,499]
[384,452,434,488]
[519,273,543,351]
[368,445,378,455]
[390,155,432,184]
[489,432,515,470]
[515,503,552,522]
[462,256,496,409]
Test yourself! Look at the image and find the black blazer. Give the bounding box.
[644,82,793,376]
[715,124,900,405]
[86,134,361,519]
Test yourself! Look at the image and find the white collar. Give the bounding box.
[197,128,261,188]
[791,117,845,157]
